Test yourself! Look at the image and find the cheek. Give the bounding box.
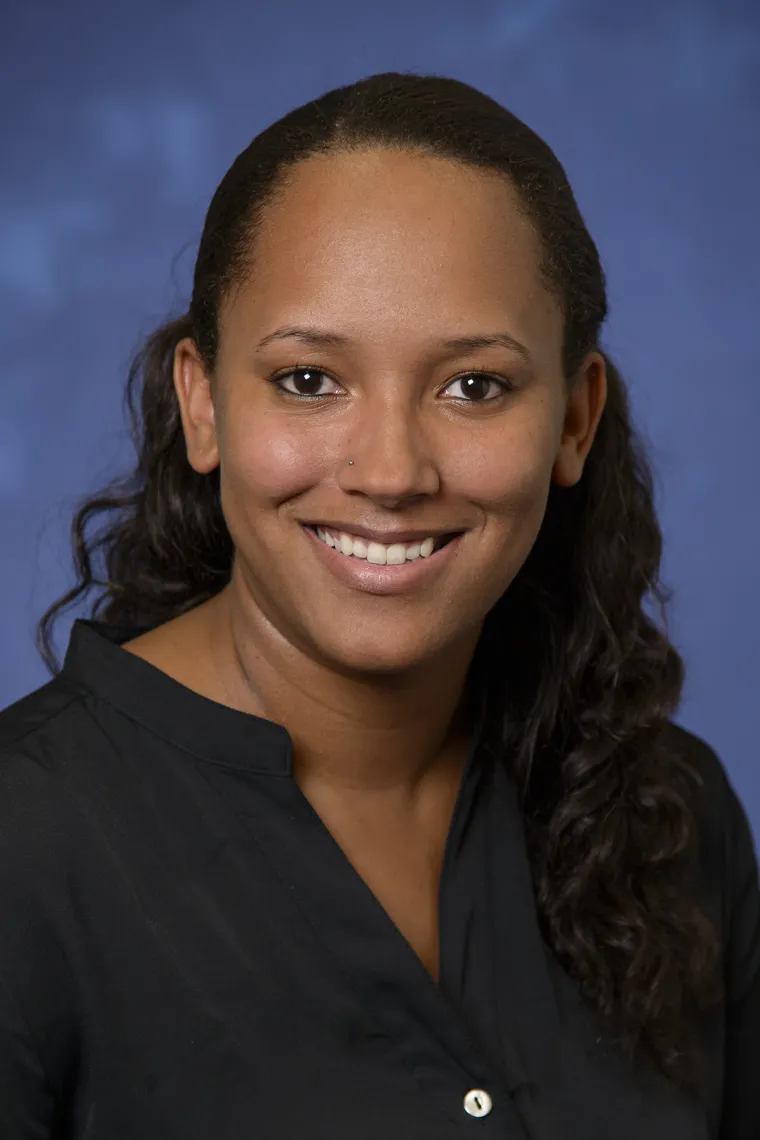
[219,410,328,504]
[444,415,558,522]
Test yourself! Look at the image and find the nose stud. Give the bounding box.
[347,459,354,465]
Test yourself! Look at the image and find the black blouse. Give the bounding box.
[0,621,758,1139]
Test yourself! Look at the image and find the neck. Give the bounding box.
[202,581,480,798]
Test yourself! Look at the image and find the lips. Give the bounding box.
[301,522,464,595]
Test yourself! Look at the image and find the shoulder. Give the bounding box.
[664,719,734,799]
[0,678,93,882]
[664,721,757,884]
[663,721,756,868]
[0,684,89,1098]
[664,722,760,984]
[0,678,104,983]
[0,674,85,754]
[0,678,88,829]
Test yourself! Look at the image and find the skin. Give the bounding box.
[125,147,607,979]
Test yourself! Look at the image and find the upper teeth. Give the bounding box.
[315,528,437,564]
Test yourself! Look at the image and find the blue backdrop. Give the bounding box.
[1,0,758,837]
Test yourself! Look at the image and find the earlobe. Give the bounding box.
[173,337,220,474]
[551,352,608,488]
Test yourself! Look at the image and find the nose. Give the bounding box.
[338,397,440,506]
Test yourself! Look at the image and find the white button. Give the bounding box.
[463,1088,492,1117]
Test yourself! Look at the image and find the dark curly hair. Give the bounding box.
[38,72,722,1092]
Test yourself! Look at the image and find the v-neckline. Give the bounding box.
[201,710,567,1137]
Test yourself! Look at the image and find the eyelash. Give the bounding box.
[268,366,514,403]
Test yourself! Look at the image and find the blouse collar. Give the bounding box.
[60,619,487,780]
[61,620,294,776]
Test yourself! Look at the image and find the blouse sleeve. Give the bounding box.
[0,976,56,1138]
[719,770,760,1140]
[0,744,77,1138]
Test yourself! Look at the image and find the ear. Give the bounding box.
[552,351,608,488]
[173,337,219,474]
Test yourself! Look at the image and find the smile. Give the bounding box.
[301,524,464,595]
[309,525,455,564]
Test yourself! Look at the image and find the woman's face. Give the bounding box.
[177,147,605,674]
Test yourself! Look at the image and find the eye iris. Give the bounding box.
[294,369,322,395]
[461,374,489,400]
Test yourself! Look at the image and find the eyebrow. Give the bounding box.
[254,325,532,363]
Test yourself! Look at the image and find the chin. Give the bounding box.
[328,646,427,677]
[314,626,461,678]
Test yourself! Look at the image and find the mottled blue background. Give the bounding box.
[1,0,758,834]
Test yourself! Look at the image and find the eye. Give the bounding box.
[271,367,342,398]
[442,372,512,402]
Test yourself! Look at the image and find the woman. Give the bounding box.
[0,72,757,1139]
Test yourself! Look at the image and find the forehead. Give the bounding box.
[223,148,559,350]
